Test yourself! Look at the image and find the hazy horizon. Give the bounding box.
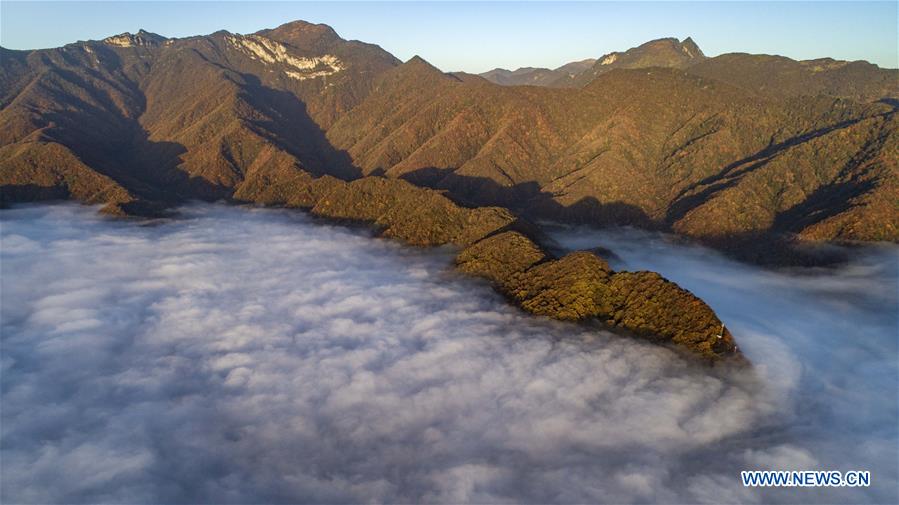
[1,1,897,72]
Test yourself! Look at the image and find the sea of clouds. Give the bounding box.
[1,204,896,504]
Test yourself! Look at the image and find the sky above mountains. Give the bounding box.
[1,1,897,72]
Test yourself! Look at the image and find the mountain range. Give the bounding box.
[479,37,704,87]
[476,58,597,87]
[1,20,896,357]
[2,21,895,265]
[480,36,897,101]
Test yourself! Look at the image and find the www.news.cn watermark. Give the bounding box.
[742,470,871,488]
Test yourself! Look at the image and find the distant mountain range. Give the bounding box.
[478,37,704,87]
[479,36,897,101]
[476,58,597,87]
[2,21,897,263]
[565,37,705,87]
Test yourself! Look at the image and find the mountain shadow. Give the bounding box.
[665,116,875,226]
[0,184,70,206]
[400,166,655,229]
[772,177,879,234]
[238,74,360,180]
[398,166,861,267]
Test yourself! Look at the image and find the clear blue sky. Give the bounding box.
[1,1,897,72]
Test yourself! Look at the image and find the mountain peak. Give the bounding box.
[604,36,705,69]
[680,37,705,59]
[405,55,436,67]
[256,20,341,49]
[381,55,458,84]
[271,19,338,36]
[102,30,166,48]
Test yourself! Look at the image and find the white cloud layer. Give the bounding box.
[1,204,896,504]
